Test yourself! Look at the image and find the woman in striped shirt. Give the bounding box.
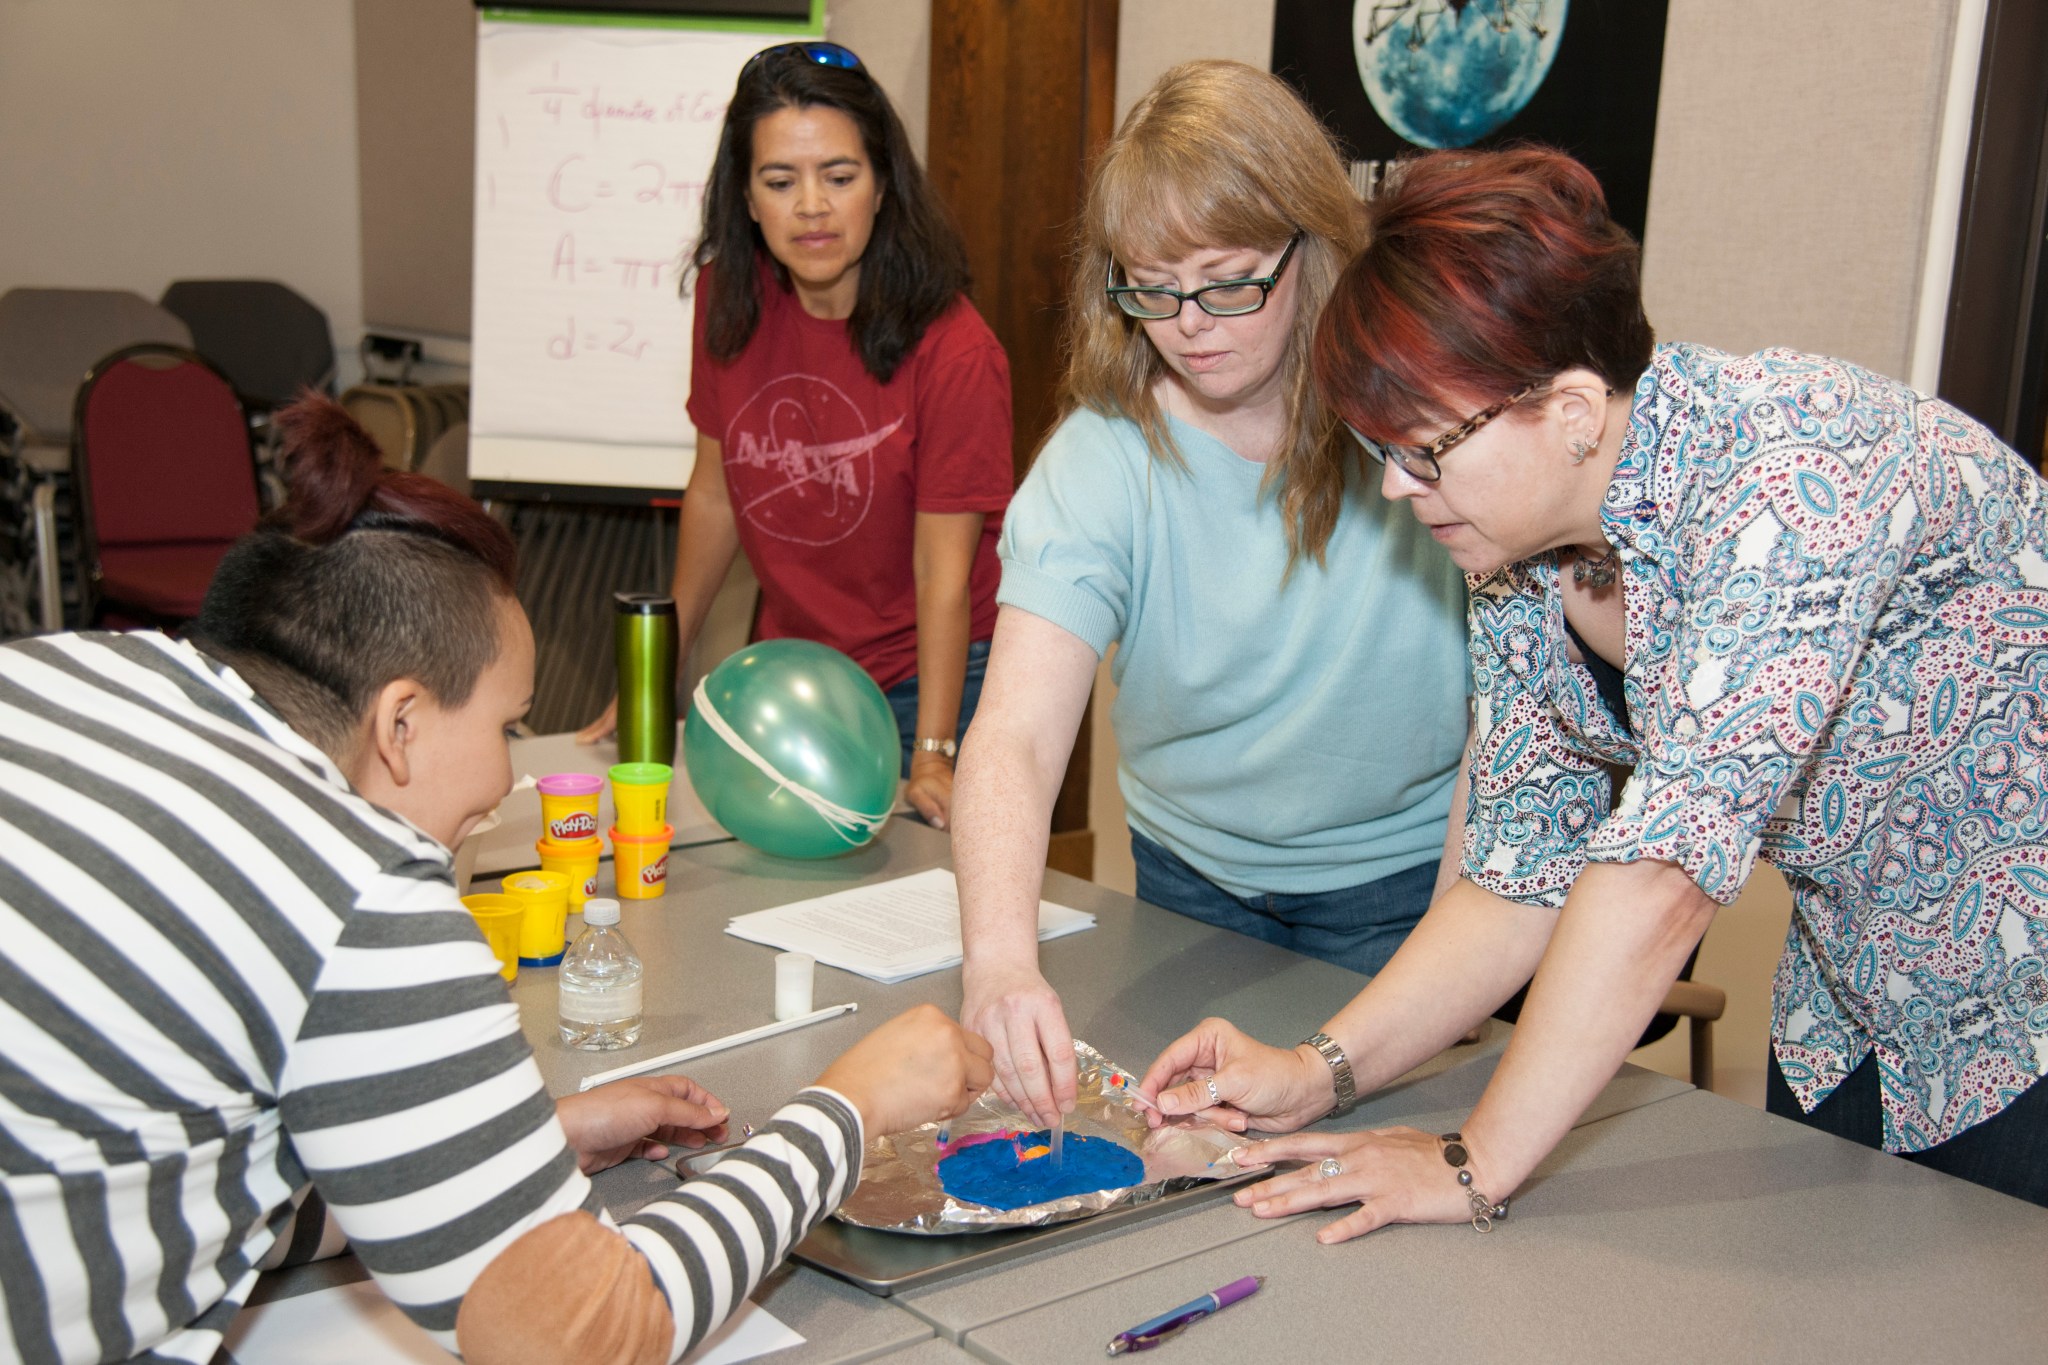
[0,397,991,1365]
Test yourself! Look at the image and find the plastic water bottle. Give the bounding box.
[558,898,643,1050]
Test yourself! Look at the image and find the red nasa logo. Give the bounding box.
[641,856,668,885]
[550,811,598,839]
[723,374,904,547]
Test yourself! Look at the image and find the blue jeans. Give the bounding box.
[882,638,992,778]
[1129,828,1434,977]
[1766,1050,2048,1207]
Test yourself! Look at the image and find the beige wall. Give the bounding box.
[1114,0,1276,128]
[830,0,932,162]
[1640,0,1962,378]
[0,0,366,383]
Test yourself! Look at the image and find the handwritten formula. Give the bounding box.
[471,22,766,456]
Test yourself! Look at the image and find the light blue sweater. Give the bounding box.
[998,408,1470,896]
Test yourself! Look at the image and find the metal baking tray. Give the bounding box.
[786,1166,1270,1296]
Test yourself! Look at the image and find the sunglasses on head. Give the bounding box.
[740,41,864,81]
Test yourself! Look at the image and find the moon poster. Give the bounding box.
[1270,0,1670,242]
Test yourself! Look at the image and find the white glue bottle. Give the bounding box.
[558,898,643,1050]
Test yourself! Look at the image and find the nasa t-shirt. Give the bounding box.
[687,261,1012,690]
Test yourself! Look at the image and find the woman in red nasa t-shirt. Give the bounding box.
[582,43,1012,829]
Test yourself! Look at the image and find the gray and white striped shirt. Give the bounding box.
[0,632,861,1364]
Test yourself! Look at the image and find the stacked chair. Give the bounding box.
[0,288,193,634]
[160,279,339,506]
[340,381,470,475]
[69,345,260,628]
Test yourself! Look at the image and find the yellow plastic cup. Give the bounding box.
[537,772,604,843]
[502,869,572,965]
[609,762,672,837]
[610,822,673,900]
[535,836,602,907]
[460,893,523,982]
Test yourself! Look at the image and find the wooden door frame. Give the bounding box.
[929,0,1120,880]
[1938,0,2048,467]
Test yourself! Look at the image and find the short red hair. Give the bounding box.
[1313,146,1654,442]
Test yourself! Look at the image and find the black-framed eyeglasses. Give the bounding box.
[1348,386,1535,483]
[1106,234,1302,320]
[740,41,864,81]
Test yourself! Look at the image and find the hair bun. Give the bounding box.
[272,393,386,544]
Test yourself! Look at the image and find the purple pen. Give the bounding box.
[1105,1275,1262,1354]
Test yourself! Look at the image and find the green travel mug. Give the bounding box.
[614,592,678,768]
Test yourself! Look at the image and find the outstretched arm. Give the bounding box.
[953,605,1099,1127]
[1224,858,1714,1243]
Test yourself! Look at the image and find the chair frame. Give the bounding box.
[69,342,258,628]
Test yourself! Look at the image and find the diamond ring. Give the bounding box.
[1317,1157,1343,1180]
[1205,1076,1221,1107]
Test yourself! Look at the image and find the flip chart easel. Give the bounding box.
[467,4,823,500]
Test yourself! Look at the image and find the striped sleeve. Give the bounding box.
[282,880,866,1361]
[621,1090,862,1361]
[277,874,594,1348]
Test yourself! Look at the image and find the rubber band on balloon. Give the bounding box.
[691,677,891,847]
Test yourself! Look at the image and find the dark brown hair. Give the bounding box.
[1314,145,1655,442]
[191,395,520,753]
[693,46,969,384]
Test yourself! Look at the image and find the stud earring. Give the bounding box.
[1568,437,1596,465]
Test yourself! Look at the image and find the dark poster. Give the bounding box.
[1270,0,1669,242]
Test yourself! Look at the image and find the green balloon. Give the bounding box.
[684,639,898,858]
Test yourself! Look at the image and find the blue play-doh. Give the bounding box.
[937,1130,1144,1211]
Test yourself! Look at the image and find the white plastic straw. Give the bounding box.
[576,1002,859,1091]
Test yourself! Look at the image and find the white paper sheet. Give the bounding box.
[221,1279,457,1365]
[471,21,762,452]
[223,1278,803,1365]
[724,868,1095,983]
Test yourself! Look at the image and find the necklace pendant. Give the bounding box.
[1572,552,1619,589]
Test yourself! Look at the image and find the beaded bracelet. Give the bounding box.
[1439,1132,1510,1232]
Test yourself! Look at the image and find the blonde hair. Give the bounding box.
[1060,60,1369,564]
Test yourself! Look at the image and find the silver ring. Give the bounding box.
[1205,1076,1221,1107]
[1317,1157,1343,1181]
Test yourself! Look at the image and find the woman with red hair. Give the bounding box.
[1138,147,2048,1224]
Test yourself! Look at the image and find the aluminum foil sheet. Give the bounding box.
[834,1041,1243,1235]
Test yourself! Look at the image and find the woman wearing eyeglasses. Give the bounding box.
[580,42,1011,829]
[1136,146,2048,1228]
[952,61,1470,1128]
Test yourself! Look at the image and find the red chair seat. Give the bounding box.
[97,541,237,620]
[71,344,259,629]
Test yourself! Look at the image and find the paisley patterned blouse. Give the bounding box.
[1464,343,2048,1152]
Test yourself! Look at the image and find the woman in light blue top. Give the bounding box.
[952,61,1470,1126]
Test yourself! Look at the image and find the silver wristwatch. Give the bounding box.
[1300,1031,1357,1117]
[913,736,957,759]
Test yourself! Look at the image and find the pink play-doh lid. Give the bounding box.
[536,772,604,796]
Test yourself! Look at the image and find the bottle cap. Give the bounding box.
[581,897,621,926]
[613,592,677,616]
